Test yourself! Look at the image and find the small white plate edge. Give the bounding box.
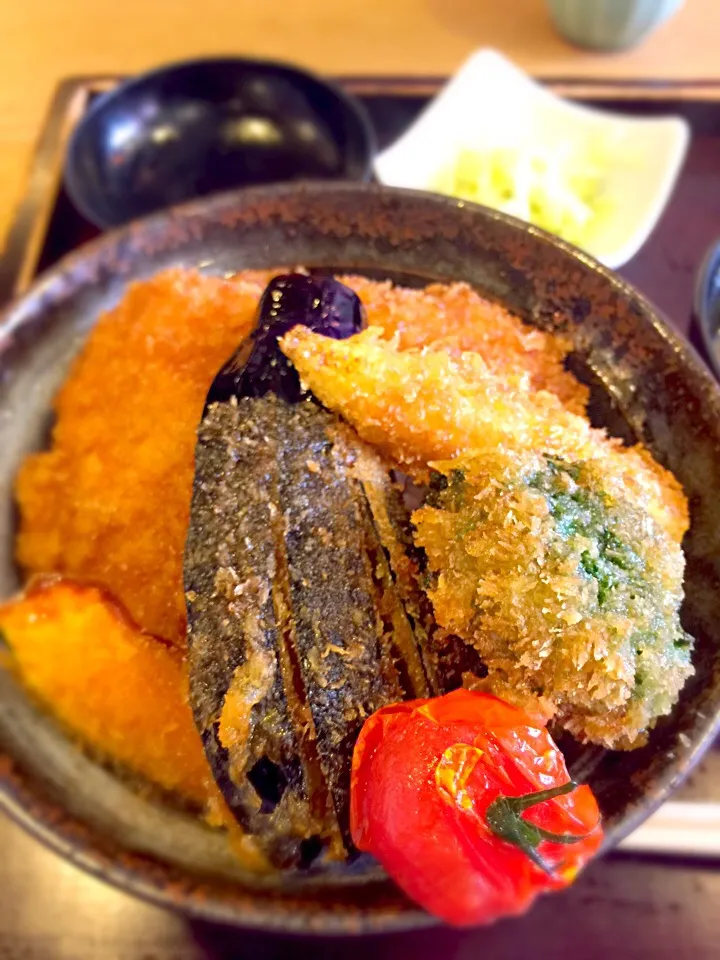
[591,117,691,269]
[374,48,692,269]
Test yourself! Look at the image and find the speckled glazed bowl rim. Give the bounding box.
[1,182,720,935]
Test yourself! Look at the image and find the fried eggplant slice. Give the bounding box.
[206,273,364,407]
[184,394,434,868]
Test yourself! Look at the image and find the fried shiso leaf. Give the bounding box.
[414,449,693,750]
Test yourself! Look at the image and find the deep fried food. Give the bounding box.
[16,273,587,650]
[186,393,445,867]
[280,326,691,746]
[413,450,692,749]
[0,578,212,803]
[280,327,688,544]
[339,277,588,414]
[15,269,273,647]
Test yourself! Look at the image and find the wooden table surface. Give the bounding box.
[2,0,720,252]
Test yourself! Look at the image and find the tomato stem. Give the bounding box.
[485,781,588,875]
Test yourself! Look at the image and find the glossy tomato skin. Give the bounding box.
[350,689,603,927]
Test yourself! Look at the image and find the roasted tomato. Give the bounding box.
[350,688,603,926]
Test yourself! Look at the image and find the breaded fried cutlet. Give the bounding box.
[15,268,274,647]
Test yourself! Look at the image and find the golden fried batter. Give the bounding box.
[0,579,212,802]
[280,327,688,544]
[281,327,692,747]
[413,449,692,749]
[17,273,589,648]
[11,267,694,755]
[338,277,588,414]
[15,269,273,646]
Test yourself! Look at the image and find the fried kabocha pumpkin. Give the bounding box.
[0,579,211,804]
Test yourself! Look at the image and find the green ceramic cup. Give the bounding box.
[546,0,684,51]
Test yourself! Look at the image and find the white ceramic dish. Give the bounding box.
[375,49,690,269]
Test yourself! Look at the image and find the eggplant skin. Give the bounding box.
[184,394,433,869]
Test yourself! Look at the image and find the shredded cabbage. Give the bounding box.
[430,142,608,247]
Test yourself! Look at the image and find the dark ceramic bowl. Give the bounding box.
[1,183,720,934]
[63,57,375,229]
[694,238,720,381]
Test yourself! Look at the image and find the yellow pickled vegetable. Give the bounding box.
[431,142,608,247]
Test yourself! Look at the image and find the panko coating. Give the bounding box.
[0,578,212,803]
[280,327,688,544]
[281,327,692,746]
[16,273,589,649]
[413,450,693,749]
[338,277,588,414]
[15,269,273,647]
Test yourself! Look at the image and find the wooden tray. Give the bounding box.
[1,72,719,827]
[4,73,720,347]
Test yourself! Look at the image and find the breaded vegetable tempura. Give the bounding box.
[338,277,588,414]
[280,327,688,545]
[281,328,693,746]
[0,579,212,801]
[413,450,692,749]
